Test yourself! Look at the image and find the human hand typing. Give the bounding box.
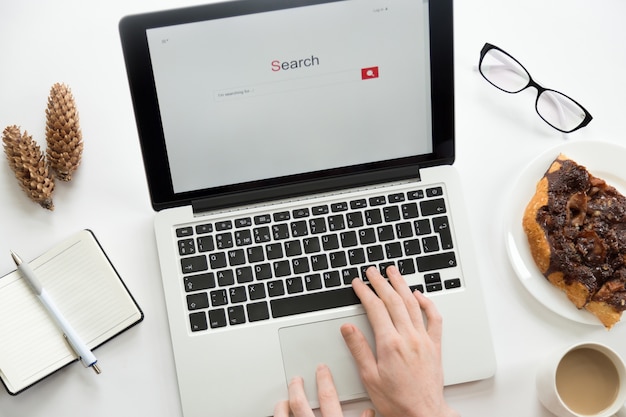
[273,266,459,417]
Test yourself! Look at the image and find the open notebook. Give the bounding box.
[0,230,143,394]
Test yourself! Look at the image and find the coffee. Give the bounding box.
[555,347,620,415]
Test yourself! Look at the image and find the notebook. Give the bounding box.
[0,230,143,395]
[119,0,496,415]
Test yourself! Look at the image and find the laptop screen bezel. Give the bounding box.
[119,0,454,212]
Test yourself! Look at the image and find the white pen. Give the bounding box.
[10,250,101,374]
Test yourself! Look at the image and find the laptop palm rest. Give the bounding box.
[278,314,375,406]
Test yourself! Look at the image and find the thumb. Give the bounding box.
[340,323,377,374]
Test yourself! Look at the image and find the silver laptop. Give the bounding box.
[119,0,496,415]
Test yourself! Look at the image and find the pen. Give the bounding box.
[10,250,101,374]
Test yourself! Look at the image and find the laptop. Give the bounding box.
[119,0,496,415]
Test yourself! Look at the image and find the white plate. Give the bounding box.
[504,140,626,325]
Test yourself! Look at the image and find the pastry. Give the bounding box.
[523,154,626,329]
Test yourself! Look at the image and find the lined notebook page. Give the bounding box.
[0,230,143,394]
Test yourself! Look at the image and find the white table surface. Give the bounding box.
[1,0,625,416]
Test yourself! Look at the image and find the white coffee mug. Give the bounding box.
[536,342,626,417]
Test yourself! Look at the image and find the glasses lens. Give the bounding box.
[480,48,530,93]
[536,90,587,133]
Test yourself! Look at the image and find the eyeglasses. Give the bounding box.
[478,42,592,133]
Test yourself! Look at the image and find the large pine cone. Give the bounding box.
[45,83,83,181]
[2,125,55,210]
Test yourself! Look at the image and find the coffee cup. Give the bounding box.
[536,342,626,417]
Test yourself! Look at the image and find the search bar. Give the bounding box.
[214,66,379,101]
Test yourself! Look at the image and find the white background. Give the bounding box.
[1,0,625,416]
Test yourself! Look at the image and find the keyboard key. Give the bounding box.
[377,225,394,241]
[293,208,310,218]
[385,242,403,258]
[210,289,228,306]
[235,217,252,228]
[388,193,405,203]
[176,227,193,237]
[331,202,348,212]
[235,230,253,246]
[266,243,283,260]
[304,274,322,290]
[328,215,345,231]
[414,219,431,235]
[215,221,232,231]
[217,270,235,286]
[229,286,247,303]
[383,206,400,222]
[350,199,367,209]
[273,260,291,277]
[309,218,327,234]
[254,263,272,280]
[341,267,360,283]
[340,231,358,247]
[416,252,457,272]
[270,287,360,318]
[403,239,421,256]
[329,251,347,268]
[369,196,386,206]
[187,292,209,310]
[432,216,453,249]
[272,224,289,240]
[274,211,290,221]
[346,212,364,228]
[196,223,213,234]
[323,271,341,287]
[228,305,246,325]
[181,255,208,274]
[292,257,310,274]
[178,239,196,256]
[303,237,321,253]
[247,301,270,322]
[348,248,366,265]
[267,280,285,297]
[228,249,246,266]
[216,232,233,249]
[422,236,440,253]
[366,245,384,262]
[284,240,302,256]
[311,254,329,271]
[444,278,462,289]
[321,234,339,250]
[197,236,214,252]
[401,203,419,219]
[254,214,272,224]
[291,220,308,237]
[407,189,425,200]
[189,312,208,332]
[248,283,266,300]
[420,198,447,216]
[208,252,227,269]
[426,186,443,197]
[395,222,413,239]
[358,228,376,244]
[184,273,216,292]
[365,209,382,225]
[286,277,304,294]
[397,258,416,275]
[208,309,227,328]
[236,266,254,283]
[312,205,329,215]
[246,246,265,263]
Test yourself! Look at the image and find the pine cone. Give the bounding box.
[45,83,83,181]
[2,125,55,210]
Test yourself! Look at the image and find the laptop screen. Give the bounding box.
[119,0,454,211]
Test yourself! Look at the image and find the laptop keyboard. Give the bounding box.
[175,183,463,332]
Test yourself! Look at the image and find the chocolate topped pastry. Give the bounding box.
[523,154,626,329]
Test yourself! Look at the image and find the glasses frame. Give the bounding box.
[479,42,593,133]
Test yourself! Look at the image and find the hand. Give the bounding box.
[340,266,459,417]
[273,363,375,417]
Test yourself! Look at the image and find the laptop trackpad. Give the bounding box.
[278,314,375,406]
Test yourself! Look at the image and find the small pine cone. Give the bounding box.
[2,125,55,210]
[45,83,83,181]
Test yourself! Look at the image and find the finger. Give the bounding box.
[359,409,376,417]
[385,266,426,330]
[273,400,290,417]
[288,377,316,417]
[316,364,343,417]
[413,289,443,345]
[364,266,414,332]
[351,277,395,333]
[340,323,378,380]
